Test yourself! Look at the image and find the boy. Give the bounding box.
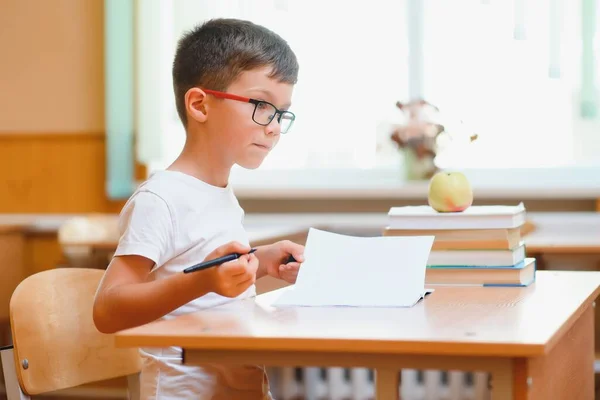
[93,18,304,399]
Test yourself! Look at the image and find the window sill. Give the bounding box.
[229,165,600,200]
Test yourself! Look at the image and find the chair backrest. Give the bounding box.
[8,268,141,395]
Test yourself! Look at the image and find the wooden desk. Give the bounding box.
[115,271,600,399]
[51,211,600,258]
[525,212,600,255]
[522,213,600,368]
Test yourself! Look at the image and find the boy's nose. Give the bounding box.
[265,118,281,136]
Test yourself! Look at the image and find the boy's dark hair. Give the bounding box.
[172,18,299,126]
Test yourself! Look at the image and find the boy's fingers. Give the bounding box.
[279,269,299,284]
[290,249,304,263]
[279,263,300,283]
[280,241,305,263]
[283,270,298,280]
[212,241,251,259]
[236,272,256,289]
[247,254,259,273]
[280,262,300,271]
[222,258,249,276]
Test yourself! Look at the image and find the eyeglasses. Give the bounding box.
[202,88,296,134]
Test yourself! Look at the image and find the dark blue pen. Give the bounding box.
[183,248,257,274]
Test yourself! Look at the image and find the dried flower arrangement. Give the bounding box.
[390,99,478,180]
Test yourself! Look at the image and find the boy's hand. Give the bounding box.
[256,240,305,284]
[202,241,259,298]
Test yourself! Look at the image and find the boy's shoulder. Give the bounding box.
[130,170,193,207]
[129,170,239,210]
[135,170,178,196]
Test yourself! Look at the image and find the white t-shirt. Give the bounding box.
[113,170,270,400]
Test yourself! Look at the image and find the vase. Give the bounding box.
[402,148,437,181]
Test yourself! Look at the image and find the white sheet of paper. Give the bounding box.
[272,228,434,308]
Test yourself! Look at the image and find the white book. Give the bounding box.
[427,243,526,267]
[387,203,526,230]
[272,228,434,308]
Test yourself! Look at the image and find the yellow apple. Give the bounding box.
[428,171,473,212]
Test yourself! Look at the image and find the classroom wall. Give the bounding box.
[0,0,104,132]
[0,0,596,216]
[0,0,143,214]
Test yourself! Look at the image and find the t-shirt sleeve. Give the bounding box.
[113,191,175,268]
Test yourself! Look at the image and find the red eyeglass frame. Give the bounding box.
[201,88,295,132]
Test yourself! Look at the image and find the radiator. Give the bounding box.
[267,368,490,400]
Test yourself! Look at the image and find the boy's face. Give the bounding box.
[206,67,294,169]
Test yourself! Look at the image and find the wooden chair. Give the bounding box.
[1,268,141,399]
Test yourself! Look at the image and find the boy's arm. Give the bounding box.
[93,242,258,334]
[93,255,205,333]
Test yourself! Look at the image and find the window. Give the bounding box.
[422,0,598,169]
[137,0,600,183]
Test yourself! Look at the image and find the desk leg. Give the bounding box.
[487,304,595,400]
[375,368,400,400]
[489,362,514,400]
[519,304,594,400]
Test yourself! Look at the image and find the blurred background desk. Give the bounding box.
[2,211,600,398]
[3,210,600,274]
[526,212,600,264]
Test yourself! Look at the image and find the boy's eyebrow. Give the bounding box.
[248,88,292,109]
[247,88,273,97]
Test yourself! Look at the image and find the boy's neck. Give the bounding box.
[167,132,231,188]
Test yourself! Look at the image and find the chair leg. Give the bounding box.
[127,372,140,400]
[1,347,30,400]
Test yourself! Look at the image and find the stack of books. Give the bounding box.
[384,203,536,287]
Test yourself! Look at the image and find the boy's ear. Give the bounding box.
[185,88,209,123]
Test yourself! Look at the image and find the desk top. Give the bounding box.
[115,271,600,358]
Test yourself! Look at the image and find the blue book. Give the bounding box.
[425,258,536,287]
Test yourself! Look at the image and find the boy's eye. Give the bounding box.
[256,102,269,110]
